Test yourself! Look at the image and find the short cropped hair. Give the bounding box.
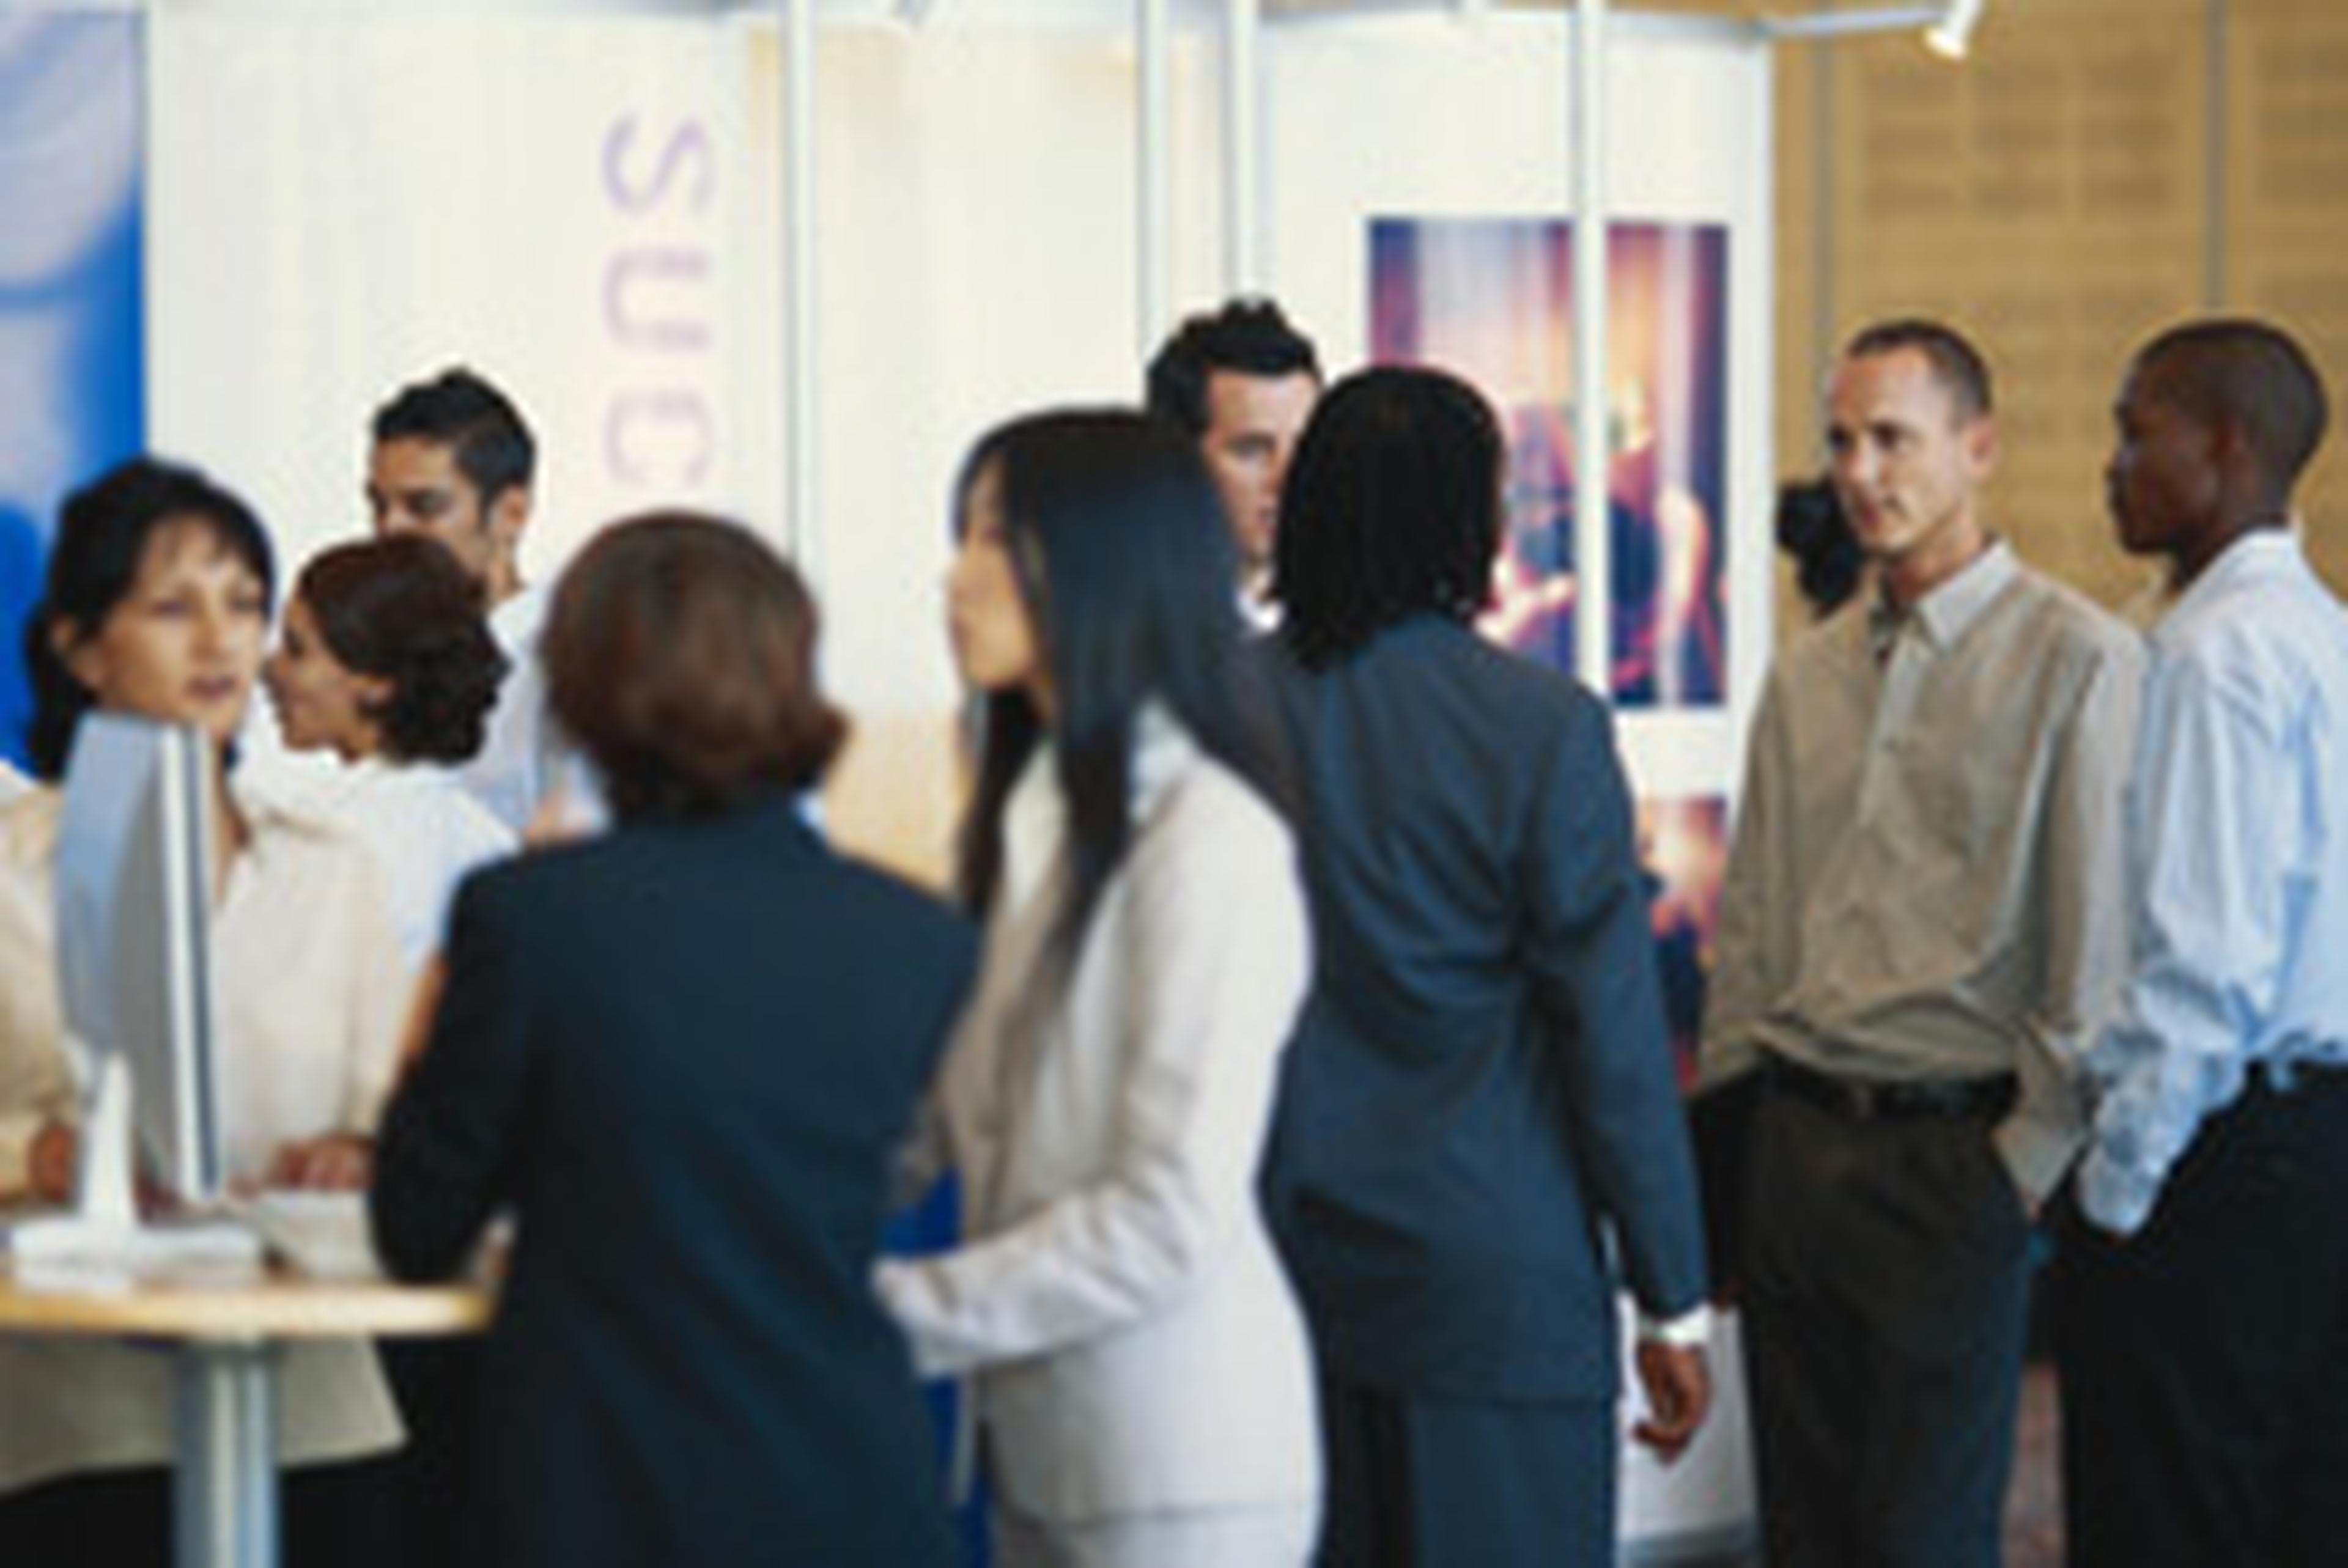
[1843,318,1995,422]
[543,512,844,822]
[1273,366,1504,670]
[1145,298,1321,437]
[371,367,536,507]
[26,458,275,779]
[2136,317,2330,491]
[295,536,509,766]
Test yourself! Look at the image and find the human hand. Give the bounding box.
[268,1133,375,1191]
[1631,1339,1711,1463]
[28,1119,78,1205]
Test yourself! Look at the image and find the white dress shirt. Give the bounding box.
[297,757,515,975]
[0,760,23,806]
[462,584,555,834]
[0,784,408,1493]
[879,711,1321,1526]
[2080,529,2348,1234]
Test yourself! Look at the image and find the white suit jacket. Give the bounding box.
[879,713,1320,1525]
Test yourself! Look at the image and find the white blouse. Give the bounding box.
[0,784,408,1493]
[296,757,516,976]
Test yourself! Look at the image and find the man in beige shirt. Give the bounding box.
[1702,319,2141,1568]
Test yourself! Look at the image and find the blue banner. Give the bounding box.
[0,17,146,769]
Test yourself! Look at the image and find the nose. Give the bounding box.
[1835,441,1876,491]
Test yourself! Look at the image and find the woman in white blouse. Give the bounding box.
[879,410,1320,1566]
[264,533,515,977]
[0,457,407,1567]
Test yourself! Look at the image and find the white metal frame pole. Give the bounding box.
[1571,0,1611,691]
[781,0,821,589]
[1138,0,1173,356]
[1222,0,1262,293]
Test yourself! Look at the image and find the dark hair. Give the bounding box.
[2135,317,2330,493]
[294,536,509,765]
[370,367,536,509]
[543,512,844,823]
[1272,366,1504,671]
[1776,476,1865,619]
[953,409,1275,960]
[24,457,274,781]
[1843,318,1995,421]
[1145,298,1321,436]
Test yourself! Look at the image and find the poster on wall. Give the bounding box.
[1371,213,1732,1078]
[1371,217,1729,712]
[0,17,146,770]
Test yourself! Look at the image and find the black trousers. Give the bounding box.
[0,1453,394,1568]
[1739,1081,2033,1568]
[2051,1070,2348,1568]
[1314,1365,1613,1568]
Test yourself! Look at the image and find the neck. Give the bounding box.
[2171,509,2290,591]
[1880,518,1989,611]
[206,749,248,901]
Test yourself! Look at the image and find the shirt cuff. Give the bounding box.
[1992,1111,2083,1212]
[2076,1149,2160,1237]
[1638,1303,1714,1349]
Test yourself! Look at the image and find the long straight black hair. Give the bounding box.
[952,408,1282,964]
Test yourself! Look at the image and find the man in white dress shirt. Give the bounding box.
[2053,318,2348,1568]
[1146,298,1321,623]
[367,367,553,834]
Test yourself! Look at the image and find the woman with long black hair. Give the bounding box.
[879,409,1320,1566]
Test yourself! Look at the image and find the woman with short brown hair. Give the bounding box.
[372,512,975,1568]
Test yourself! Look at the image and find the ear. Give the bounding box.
[1963,413,1999,479]
[352,671,397,717]
[2209,411,2257,476]
[50,618,105,694]
[487,485,531,553]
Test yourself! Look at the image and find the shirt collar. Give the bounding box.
[2165,525,2305,626]
[1877,540,2017,656]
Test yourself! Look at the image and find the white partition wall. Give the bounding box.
[147,11,775,581]
[1266,10,1773,787]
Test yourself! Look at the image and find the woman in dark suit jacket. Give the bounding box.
[1255,368,1713,1566]
[371,513,976,1568]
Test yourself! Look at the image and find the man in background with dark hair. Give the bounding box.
[367,366,551,833]
[1145,297,1320,619]
[2053,319,2348,1568]
[1702,318,2142,1567]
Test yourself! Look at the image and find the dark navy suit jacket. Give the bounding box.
[1258,616,1708,1402]
[372,795,975,1567]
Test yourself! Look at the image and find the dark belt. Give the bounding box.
[1765,1053,2015,1122]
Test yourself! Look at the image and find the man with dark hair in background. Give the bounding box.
[367,366,551,833]
[2053,319,2348,1568]
[1702,318,2142,1567]
[1145,298,1320,619]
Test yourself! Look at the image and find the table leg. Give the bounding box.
[174,1341,280,1568]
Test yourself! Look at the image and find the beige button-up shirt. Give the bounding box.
[0,784,408,1492]
[1702,543,2144,1202]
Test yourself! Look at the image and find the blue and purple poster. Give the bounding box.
[1370,216,1729,712]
